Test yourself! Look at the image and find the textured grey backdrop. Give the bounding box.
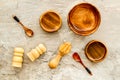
[0,0,120,80]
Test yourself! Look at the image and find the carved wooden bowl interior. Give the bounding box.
[85,40,107,62]
[68,3,101,36]
[40,11,62,32]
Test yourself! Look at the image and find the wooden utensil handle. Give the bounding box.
[85,67,92,75]
[13,16,20,22]
[49,52,62,69]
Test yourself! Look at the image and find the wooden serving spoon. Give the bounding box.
[73,52,92,75]
[13,15,34,37]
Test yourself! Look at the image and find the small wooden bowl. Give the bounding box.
[85,40,107,62]
[40,11,62,32]
[68,3,101,36]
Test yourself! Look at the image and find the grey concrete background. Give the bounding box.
[0,0,120,80]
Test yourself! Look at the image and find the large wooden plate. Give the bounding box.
[68,3,101,36]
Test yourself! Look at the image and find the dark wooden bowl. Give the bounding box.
[68,3,101,36]
[85,40,107,62]
[40,11,62,32]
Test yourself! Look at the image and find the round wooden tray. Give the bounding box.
[68,3,101,36]
[85,40,107,62]
[40,11,62,32]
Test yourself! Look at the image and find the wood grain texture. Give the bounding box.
[85,40,107,62]
[40,11,62,32]
[68,3,101,36]
[0,0,120,80]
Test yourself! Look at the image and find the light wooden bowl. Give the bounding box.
[85,40,107,62]
[40,11,62,32]
[68,3,101,36]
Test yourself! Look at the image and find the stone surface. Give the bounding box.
[0,0,120,80]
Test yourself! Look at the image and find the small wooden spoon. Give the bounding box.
[13,15,34,37]
[73,52,92,75]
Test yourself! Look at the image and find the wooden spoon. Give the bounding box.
[13,15,34,37]
[73,52,92,75]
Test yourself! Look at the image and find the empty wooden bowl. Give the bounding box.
[85,40,107,62]
[40,11,62,32]
[68,3,101,36]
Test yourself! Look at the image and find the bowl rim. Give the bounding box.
[85,40,107,62]
[39,11,62,32]
[68,3,101,36]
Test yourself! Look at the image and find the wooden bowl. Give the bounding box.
[85,40,107,62]
[40,11,62,32]
[68,3,101,36]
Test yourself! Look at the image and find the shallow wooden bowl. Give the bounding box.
[68,3,101,36]
[85,40,107,62]
[40,11,62,32]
